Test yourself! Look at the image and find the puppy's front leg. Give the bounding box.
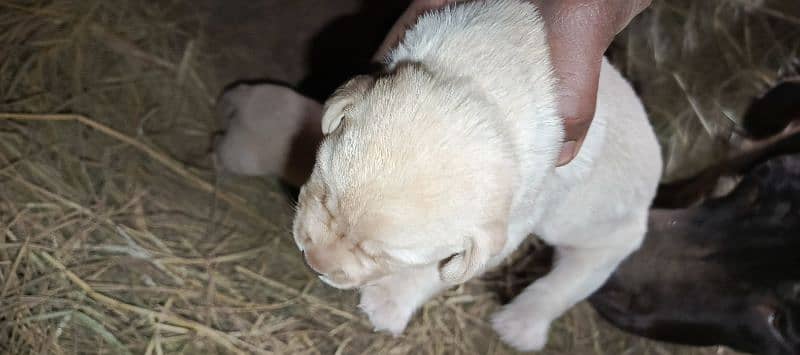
[359,264,446,336]
[491,219,646,351]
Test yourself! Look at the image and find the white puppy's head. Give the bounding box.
[293,63,515,289]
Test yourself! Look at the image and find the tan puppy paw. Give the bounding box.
[491,303,551,352]
[359,283,415,336]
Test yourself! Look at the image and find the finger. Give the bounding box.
[544,2,608,165]
[551,36,603,165]
[539,0,651,165]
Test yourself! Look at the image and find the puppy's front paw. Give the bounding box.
[359,284,414,336]
[491,304,551,352]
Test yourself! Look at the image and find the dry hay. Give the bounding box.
[0,0,796,354]
[612,0,800,182]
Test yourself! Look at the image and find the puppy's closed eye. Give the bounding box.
[438,251,465,279]
[439,253,461,267]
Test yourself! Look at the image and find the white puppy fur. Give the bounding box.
[289,0,662,351]
[216,83,321,176]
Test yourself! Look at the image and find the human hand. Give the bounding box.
[373,0,651,166]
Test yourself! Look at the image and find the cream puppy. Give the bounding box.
[290,0,662,351]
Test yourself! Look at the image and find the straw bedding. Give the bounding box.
[1,0,797,353]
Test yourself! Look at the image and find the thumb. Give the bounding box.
[538,0,651,166]
[552,44,603,166]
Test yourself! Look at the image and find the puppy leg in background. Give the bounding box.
[215,83,323,186]
[359,264,446,335]
[491,218,646,351]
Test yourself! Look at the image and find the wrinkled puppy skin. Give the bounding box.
[291,0,662,351]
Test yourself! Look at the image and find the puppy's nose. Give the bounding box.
[304,248,334,274]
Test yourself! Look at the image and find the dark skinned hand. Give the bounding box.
[373,0,652,166]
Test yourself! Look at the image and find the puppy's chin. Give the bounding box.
[318,275,360,290]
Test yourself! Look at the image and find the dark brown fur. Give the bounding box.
[589,81,800,355]
[591,152,800,355]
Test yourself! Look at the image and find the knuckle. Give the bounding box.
[563,114,593,137]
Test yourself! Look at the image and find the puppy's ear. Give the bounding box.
[321,75,374,135]
[439,221,507,285]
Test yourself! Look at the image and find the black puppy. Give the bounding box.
[590,81,800,355]
[591,152,800,355]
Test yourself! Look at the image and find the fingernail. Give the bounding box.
[557,140,577,166]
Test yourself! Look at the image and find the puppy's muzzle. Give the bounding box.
[303,248,359,289]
